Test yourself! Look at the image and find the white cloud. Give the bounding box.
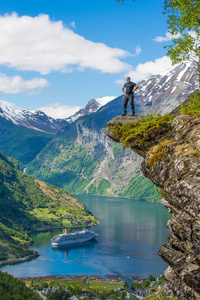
[0,13,131,74]
[115,79,124,85]
[133,45,141,56]
[70,21,75,28]
[0,73,49,94]
[153,31,182,42]
[38,102,82,119]
[117,56,173,83]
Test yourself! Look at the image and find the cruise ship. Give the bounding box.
[51,229,98,247]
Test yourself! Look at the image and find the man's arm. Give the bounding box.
[122,85,126,95]
[132,84,139,92]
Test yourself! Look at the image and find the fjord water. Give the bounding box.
[0,195,170,278]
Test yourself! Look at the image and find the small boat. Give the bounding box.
[51,229,98,247]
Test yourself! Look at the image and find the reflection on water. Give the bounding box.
[52,240,98,262]
[0,195,170,278]
[52,240,98,255]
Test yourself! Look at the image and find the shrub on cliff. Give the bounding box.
[179,90,200,117]
[109,114,175,148]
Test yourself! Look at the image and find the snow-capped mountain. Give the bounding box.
[66,62,197,124]
[0,100,68,133]
[135,61,197,114]
[66,96,116,123]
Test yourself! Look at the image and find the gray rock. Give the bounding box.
[106,96,200,299]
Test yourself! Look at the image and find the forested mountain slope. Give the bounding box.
[0,151,98,264]
[0,116,52,168]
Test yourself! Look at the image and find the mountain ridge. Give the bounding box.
[0,100,68,134]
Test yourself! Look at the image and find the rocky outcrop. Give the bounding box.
[106,113,200,299]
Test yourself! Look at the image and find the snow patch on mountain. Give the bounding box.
[0,100,33,125]
[136,61,197,114]
[66,96,116,123]
[95,96,116,106]
[0,100,68,133]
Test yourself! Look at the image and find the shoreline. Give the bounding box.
[18,273,140,282]
[0,223,100,267]
[27,222,100,234]
[0,251,39,267]
[75,193,162,204]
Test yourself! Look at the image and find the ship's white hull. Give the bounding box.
[51,235,96,246]
[51,230,97,247]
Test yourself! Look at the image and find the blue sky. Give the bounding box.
[0,0,174,118]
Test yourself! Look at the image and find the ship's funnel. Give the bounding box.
[64,229,68,234]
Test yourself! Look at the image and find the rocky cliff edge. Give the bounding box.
[106,104,200,299]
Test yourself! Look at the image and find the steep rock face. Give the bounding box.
[27,119,145,198]
[75,122,143,196]
[106,114,200,299]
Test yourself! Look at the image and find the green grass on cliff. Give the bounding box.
[109,114,175,147]
[179,90,200,117]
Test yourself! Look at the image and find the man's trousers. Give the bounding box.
[123,94,135,115]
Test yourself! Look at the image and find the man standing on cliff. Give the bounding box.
[122,76,138,116]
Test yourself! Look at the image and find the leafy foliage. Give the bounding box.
[0,271,39,299]
[163,0,200,33]
[179,90,200,117]
[163,0,200,88]
[131,274,156,290]
[46,288,70,300]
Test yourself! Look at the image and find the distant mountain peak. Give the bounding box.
[0,100,68,133]
[66,96,116,123]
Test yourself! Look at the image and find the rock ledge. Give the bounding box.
[106,114,200,300]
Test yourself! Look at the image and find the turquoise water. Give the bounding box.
[0,195,170,279]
